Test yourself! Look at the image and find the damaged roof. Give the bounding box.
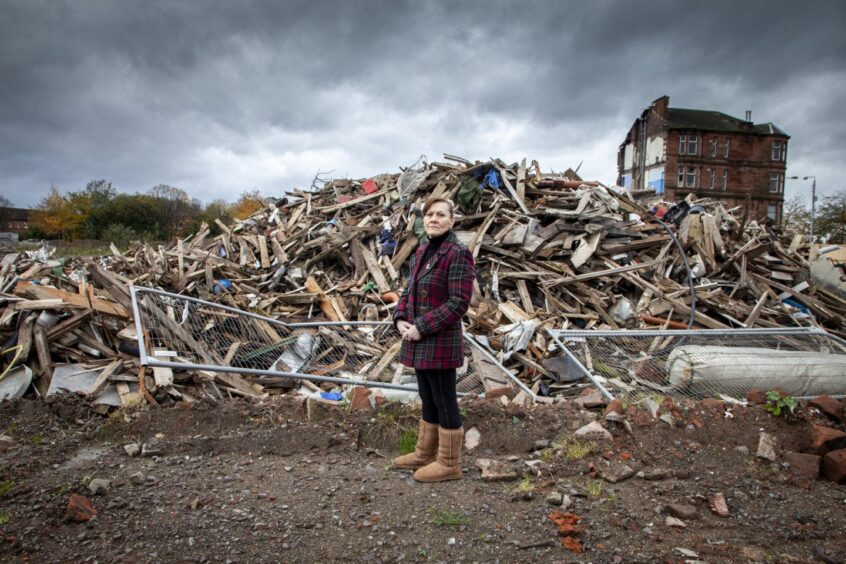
[666,108,790,137]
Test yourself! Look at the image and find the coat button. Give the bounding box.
[420,290,428,298]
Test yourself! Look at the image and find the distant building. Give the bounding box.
[618,95,789,225]
[0,207,31,233]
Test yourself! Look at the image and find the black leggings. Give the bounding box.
[416,368,462,429]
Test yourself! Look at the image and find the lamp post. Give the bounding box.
[787,175,817,240]
[805,175,816,241]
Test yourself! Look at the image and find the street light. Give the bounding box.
[787,175,817,240]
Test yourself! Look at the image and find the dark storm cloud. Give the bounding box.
[1,0,844,208]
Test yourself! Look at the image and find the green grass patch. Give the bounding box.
[587,479,603,498]
[0,514,9,525]
[431,509,468,528]
[553,435,598,460]
[399,428,417,455]
[30,433,44,444]
[0,480,14,497]
[512,475,534,495]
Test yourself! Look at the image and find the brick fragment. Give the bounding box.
[822,448,846,483]
[806,425,846,456]
[66,493,96,523]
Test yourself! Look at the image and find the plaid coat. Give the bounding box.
[394,231,475,369]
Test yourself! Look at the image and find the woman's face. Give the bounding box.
[424,201,454,238]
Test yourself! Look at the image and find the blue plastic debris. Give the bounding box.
[213,279,233,296]
[320,391,343,401]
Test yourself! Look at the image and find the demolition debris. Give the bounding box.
[1,155,845,407]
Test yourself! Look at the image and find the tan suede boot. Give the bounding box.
[413,427,463,482]
[392,420,439,469]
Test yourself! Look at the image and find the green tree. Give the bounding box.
[148,184,199,236]
[31,186,85,240]
[815,190,846,243]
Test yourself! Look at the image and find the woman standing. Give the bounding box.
[392,197,475,482]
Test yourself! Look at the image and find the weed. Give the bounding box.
[0,480,13,497]
[30,433,44,444]
[587,479,603,498]
[399,428,417,455]
[3,422,17,435]
[0,514,8,525]
[763,390,797,417]
[553,435,598,460]
[431,509,468,528]
[540,448,553,462]
[512,476,534,495]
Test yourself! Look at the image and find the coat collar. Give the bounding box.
[412,231,457,281]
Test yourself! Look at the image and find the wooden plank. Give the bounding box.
[367,341,401,380]
[316,189,389,212]
[88,359,124,397]
[15,280,130,318]
[304,276,341,321]
[516,279,535,315]
[545,260,660,287]
[516,158,526,202]
[354,240,391,293]
[33,326,54,384]
[258,235,271,269]
[492,163,529,214]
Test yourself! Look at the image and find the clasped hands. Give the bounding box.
[396,320,421,342]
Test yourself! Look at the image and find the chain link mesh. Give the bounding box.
[548,328,846,401]
[131,287,517,396]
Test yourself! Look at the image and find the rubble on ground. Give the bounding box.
[1,154,845,409]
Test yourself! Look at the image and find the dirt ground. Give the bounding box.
[0,392,844,563]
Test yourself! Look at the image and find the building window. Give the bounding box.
[688,134,698,155]
[724,138,730,158]
[769,172,783,193]
[679,133,699,156]
[772,140,785,161]
[767,203,778,221]
[709,169,715,189]
[711,138,718,158]
[678,167,697,188]
[722,170,728,191]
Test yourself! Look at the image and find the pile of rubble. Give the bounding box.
[1,155,844,407]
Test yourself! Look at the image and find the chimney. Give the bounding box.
[745,110,752,123]
[651,95,670,118]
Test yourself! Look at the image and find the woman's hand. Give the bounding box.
[403,325,421,342]
[396,320,413,337]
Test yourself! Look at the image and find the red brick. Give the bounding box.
[348,386,372,412]
[784,451,820,481]
[700,398,725,412]
[809,396,844,422]
[485,386,517,400]
[821,448,846,483]
[66,493,96,523]
[746,389,766,404]
[806,425,846,456]
[603,399,624,416]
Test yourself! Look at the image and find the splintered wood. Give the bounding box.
[1,154,844,406]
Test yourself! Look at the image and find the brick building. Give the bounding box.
[0,207,31,233]
[617,95,789,224]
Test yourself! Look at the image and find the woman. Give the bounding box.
[392,197,475,482]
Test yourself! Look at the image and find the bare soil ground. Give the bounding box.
[0,394,844,563]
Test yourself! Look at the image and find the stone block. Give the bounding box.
[806,425,846,456]
[822,448,846,483]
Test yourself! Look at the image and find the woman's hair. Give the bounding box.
[422,197,455,217]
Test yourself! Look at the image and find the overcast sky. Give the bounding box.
[2,0,844,209]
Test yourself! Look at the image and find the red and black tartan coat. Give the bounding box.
[393,231,475,369]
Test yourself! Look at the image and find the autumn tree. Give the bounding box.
[231,190,265,219]
[31,186,85,240]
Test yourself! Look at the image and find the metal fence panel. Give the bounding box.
[547,328,846,401]
[130,286,528,397]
